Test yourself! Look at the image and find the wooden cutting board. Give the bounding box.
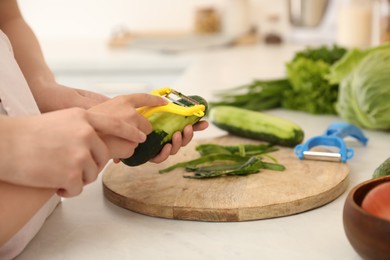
[102,135,349,222]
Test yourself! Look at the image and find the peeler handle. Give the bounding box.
[294,122,366,163]
[137,102,205,118]
[325,122,368,146]
[136,87,205,118]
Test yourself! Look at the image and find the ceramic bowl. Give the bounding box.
[343,175,390,260]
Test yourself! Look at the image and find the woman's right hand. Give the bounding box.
[88,93,168,161]
[0,107,147,197]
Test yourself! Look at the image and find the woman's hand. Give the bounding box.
[0,108,147,197]
[88,93,168,161]
[150,120,209,163]
[89,93,208,164]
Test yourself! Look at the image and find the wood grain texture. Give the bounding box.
[102,135,349,222]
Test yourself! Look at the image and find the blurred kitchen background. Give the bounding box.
[16,0,390,96]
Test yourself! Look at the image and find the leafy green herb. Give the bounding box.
[159,143,285,179]
[185,157,265,179]
[210,45,347,115]
[283,57,339,114]
[195,143,277,156]
[291,45,347,65]
[159,154,249,174]
[210,79,291,111]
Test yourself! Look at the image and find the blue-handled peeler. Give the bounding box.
[294,122,368,163]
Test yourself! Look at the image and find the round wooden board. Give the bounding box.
[102,135,349,222]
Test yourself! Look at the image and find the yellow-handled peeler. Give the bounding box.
[137,87,206,118]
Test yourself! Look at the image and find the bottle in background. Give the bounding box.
[263,14,284,45]
[337,0,374,48]
[370,0,390,45]
[223,0,252,38]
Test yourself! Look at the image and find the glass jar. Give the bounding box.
[223,0,251,37]
[194,7,221,34]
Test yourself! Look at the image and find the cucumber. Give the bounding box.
[373,157,390,179]
[209,106,304,147]
[121,95,208,166]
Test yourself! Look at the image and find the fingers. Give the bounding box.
[88,132,111,172]
[149,121,209,164]
[170,132,183,155]
[56,188,68,197]
[86,110,148,160]
[149,129,191,164]
[149,143,172,163]
[88,94,157,137]
[181,125,194,147]
[193,120,209,131]
[100,134,139,159]
[126,93,167,108]
[113,158,121,163]
[86,111,147,143]
[61,155,99,198]
[60,141,104,197]
[58,148,102,198]
[133,114,153,135]
[55,109,114,197]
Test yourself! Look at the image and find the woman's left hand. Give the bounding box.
[149,120,209,163]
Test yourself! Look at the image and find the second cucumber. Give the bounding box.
[209,106,304,147]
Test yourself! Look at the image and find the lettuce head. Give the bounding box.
[336,46,390,130]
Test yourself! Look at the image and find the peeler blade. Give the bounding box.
[302,151,342,162]
[169,89,200,106]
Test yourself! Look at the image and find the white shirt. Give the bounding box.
[0,30,60,260]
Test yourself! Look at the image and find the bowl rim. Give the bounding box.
[347,175,390,223]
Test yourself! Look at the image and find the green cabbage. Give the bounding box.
[328,44,390,85]
[336,45,390,130]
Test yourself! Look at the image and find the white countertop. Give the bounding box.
[16,41,390,260]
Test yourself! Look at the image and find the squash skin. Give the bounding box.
[121,95,207,166]
[121,130,168,166]
[373,157,390,179]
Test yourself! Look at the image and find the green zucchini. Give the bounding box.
[373,157,390,179]
[121,95,208,166]
[209,106,304,147]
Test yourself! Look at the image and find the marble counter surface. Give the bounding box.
[16,41,390,260]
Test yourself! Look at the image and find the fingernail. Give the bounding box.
[139,132,147,142]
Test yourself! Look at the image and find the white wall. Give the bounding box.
[18,0,225,40]
[18,0,288,41]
